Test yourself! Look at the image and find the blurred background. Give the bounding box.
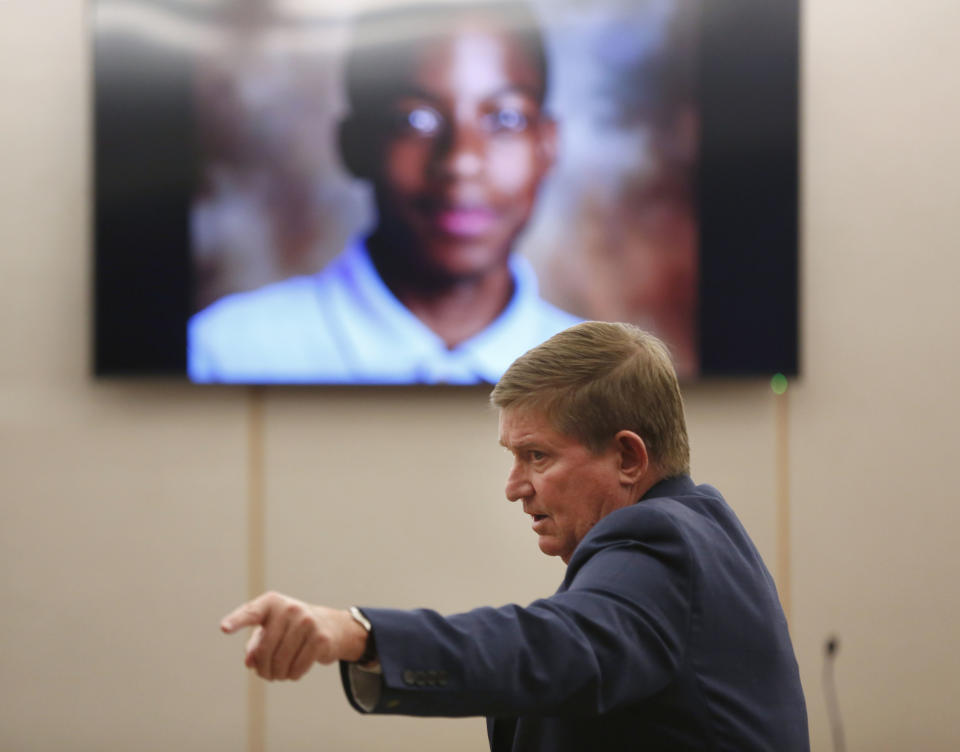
[2,0,960,750]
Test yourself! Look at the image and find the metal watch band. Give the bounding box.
[349,606,377,664]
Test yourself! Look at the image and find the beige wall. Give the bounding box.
[795,0,960,747]
[2,0,959,749]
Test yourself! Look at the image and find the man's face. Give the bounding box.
[498,407,630,564]
[369,18,556,282]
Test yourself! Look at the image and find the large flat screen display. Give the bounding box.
[94,0,799,384]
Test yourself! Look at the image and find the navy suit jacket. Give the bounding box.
[342,476,809,751]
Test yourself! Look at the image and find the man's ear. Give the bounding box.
[613,430,650,486]
[338,115,376,180]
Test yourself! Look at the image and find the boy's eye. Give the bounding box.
[483,107,529,134]
[403,106,443,136]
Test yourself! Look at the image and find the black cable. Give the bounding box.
[823,634,846,752]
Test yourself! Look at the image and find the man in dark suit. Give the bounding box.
[222,321,809,750]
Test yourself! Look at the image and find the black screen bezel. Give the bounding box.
[92,0,799,380]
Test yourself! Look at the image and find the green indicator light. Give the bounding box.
[771,373,788,395]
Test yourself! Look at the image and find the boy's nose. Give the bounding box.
[435,124,484,179]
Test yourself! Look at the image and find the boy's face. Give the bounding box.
[366,17,556,282]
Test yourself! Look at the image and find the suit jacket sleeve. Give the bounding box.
[340,507,692,718]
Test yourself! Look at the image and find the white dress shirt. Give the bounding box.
[188,239,581,384]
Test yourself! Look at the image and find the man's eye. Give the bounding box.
[403,106,443,136]
[484,108,529,134]
[529,450,545,461]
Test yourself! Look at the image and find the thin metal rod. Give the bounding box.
[775,387,792,623]
[247,386,266,752]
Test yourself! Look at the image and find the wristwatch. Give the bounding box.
[349,606,378,664]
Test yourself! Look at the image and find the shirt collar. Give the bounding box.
[343,239,546,383]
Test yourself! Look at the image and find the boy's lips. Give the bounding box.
[430,206,499,237]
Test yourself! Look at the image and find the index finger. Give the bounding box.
[221,594,271,634]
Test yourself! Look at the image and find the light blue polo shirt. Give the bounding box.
[188,240,581,384]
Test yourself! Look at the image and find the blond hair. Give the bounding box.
[491,321,690,476]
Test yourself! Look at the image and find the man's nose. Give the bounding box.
[505,463,532,503]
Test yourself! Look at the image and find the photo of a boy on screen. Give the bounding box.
[188,1,580,384]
